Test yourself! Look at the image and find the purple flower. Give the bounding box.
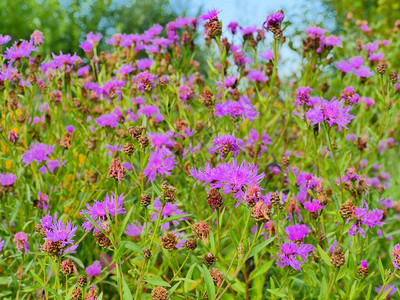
[210,133,244,158]
[65,125,74,133]
[3,40,36,60]
[303,200,324,213]
[178,84,194,102]
[360,260,368,269]
[375,285,396,297]
[40,213,78,255]
[143,148,176,182]
[22,142,55,166]
[295,87,313,106]
[0,173,16,186]
[135,71,158,93]
[348,204,383,238]
[227,22,239,34]
[0,34,11,45]
[14,232,29,253]
[284,224,310,241]
[81,193,126,232]
[260,50,274,61]
[37,191,49,210]
[148,132,175,150]
[245,129,272,154]
[369,53,384,61]
[86,261,102,277]
[30,30,44,46]
[305,26,327,38]
[115,63,135,76]
[353,66,374,78]
[136,58,153,70]
[125,222,143,238]
[341,86,360,104]
[199,9,221,21]
[275,242,314,271]
[263,11,284,31]
[190,159,264,203]
[0,238,4,252]
[152,198,187,230]
[247,69,269,82]
[96,113,119,128]
[214,96,259,121]
[77,65,90,76]
[306,97,355,130]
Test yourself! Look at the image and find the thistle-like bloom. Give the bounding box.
[392,244,400,270]
[190,159,264,203]
[303,200,324,213]
[341,86,360,104]
[96,113,119,128]
[295,87,313,106]
[210,133,244,158]
[0,173,16,186]
[81,193,126,232]
[348,204,383,238]
[125,222,143,239]
[214,96,259,121]
[263,11,284,31]
[375,285,396,297]
[178,84,194,103]
[0,34,11,45]
[86,261,102,277]
[3,40,36,60]
[199,8,221,21]
[275,242,314,271]
[143,148,176,182]
[30,30,44,46]
[135,71,158,93]
[306,97,355,130]
[0,238,4,252]
[22,142,55,166]
[151,198,187,230]
[353,66,374,78]
[14,232,29,253]
[40,213,78,254]
[284,224,310,241]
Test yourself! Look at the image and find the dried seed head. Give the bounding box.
[251,201,271,223]
[123,143,135,155]
[144,249,152,259]
[84,286,98,300]
[107,157,126,183]
[151,286,169,300]
[358,266,369,278]
[270,192,280,206]
[199,87,215,109]
[41,240,63,257]
[210,268,224,286]
[161,232,178,250]
[207,189,224,209]
[70,287,83,300]
[117,128,127,138]
[87,172,98,184]
[77,275,87,287]
[331,246,346,267]
[128,126,145,139]
[164,185,177,203]
[140,194,152,207]
[35,224,46,237]
[204,253,216,266]
[389,71,398,83]
[59,133,72,149]
[281,156,290,168]
[86,138,97,151]
[193,222,211,242]
[138,135,149,148]
[376,60,387,75]
[185,238,197,251]
[93,231,112,248]
[339,199,355,220]
[61,258,77,276]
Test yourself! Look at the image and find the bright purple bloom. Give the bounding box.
[303,200,324,213]
[214,96,259,121]
[0,173,16,186]
[40,213,78,254]
[341,86,360,104]
[3,40,36,60]
[135,71,158,93]
[190,159,264,203]
[360,260,368,269]
[306,97,355,130]
[263,12,284,31]
[143,148,176,182]
[284,224,310,241]
[77,65,90,76]
[375,285,396,297]
[0,34,11,45]
[210,133,244,158]
[14,232,29,253]
[81,193,126,232]
[295,87,313,106]
[86,261,102,277]
[353,66,374,78]
[247,69,269,82]
[22,142,54,166]
[136,58,153,70]
[275,242,314,271]
[125,222,143,238]
[178,84,194,102]
[65,125,74,133]
[305,26,327,38]
[0,238,4,252]
[227,22,239,34]
[152,198,187,230]
[30,30,44,46]
[245,129,272,154]
[115,63,135,76]
[260,50,274,61]
[369,53,384,61]
[199,9,221,21]
[148,132,175,150]
[96,113,119,128]
[348,204,383,238]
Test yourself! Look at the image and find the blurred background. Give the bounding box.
[1,0,398,55]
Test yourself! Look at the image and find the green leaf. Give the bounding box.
[122,275,133,300]
[121,241,142,254]
[200,265,215,300]
[248,237,275,258]
[184,263,198,293]
[161,214,192,224]
[317,245,332,267]
[378,258,385,282]
[267,289,288,298]
[145,278,171,287]
[118,204,135,238]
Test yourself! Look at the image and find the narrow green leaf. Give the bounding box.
[317,245,333,267]
[248,237,275,258]
[145,278,171,287]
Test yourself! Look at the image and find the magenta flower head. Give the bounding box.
[86,261,102,277]
[305,26,327,39]
[125,222,143,239]
[152,198,187,230]
[199,8,221,22]
[30,30,44,46]
[227,21,239,34]
[353,66,374,79]
[0,173,17,187]
[392,244,400,270]
[199,9,222,39]
[306,97,355,130]
[14,232,29,253]
[135,71,158,93]
[0,34,11,45]
[210,133,244,158]
[295,86,313,106]
[284,224,310,241]
[263,11,285,31]
[81,193,126,232]
[22,142,55,166]
[3,40,36,61]
[303,200,324,214]
[178,84,194,103]
[0,238,4,252]
[144,148,176,182]
[375,285,396,297]
[360,260,368,269]
[214,96,259,121]
[341,86,360,104]
[275,242,314,271]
